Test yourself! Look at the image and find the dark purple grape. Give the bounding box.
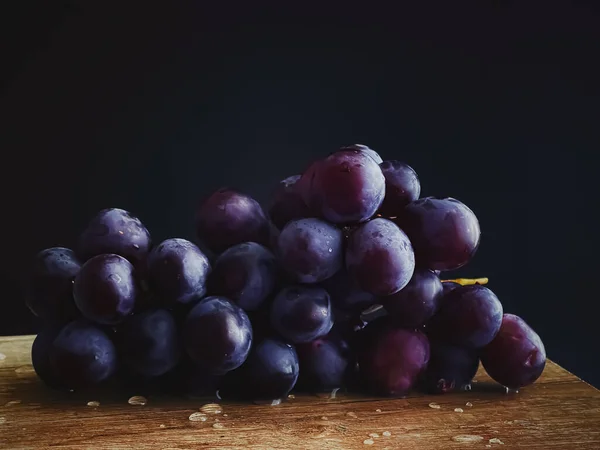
[358,326,430,396]
[208,242,276,311]
[183,296,252,374]
[427,285,503,348]
[31,324,66,389]
[295,334,353,392]
[394,197,480,271]
[297,159,323,208]
[481,314,546,389]
[268,175,313,229]
[117,309,181,377]
[339,144,383,164]
[194,188,270,254]
[270,286,333,344]
[441,280,461,295]
[77,208,151,267]
[382,269,443,328]
[221,338,299,401]
[420,341,479,394]
[310,150,385,224]
[146,238,211,307]
[378,160,420,217]
[26,247,81,323]
[277,218,343,284]
[320,268,377,314]
[346,218,415,296]
[49,319,117,389]
[73,254,138,325]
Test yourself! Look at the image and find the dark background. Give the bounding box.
[1,3,598,386]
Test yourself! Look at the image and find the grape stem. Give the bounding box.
[441,277,488,286]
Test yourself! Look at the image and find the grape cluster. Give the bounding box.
[27,145,546,401]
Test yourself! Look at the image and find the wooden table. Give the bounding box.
[1,335,599,449]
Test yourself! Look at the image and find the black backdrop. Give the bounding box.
[1,3,598,387]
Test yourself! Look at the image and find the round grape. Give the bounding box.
[481,314,546,389]
[346,218,415,296]
[146,238,211,307]
[378,160,420,217]
[420,341,479,394]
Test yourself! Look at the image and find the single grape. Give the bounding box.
[319,268,377,314]
[208,242,277,311]
[31,324,66,389]
[73,254,138,325]
[77,208,151,267]
[268,175,313,229]
[420,341,479,394]
[277,218,343,284]
[310,150,385,224]
[357,325,430,396]
[378,160,420,217]
[481,314,546,389]
[427,284,503,348]
[270,285,333,344]
[183,296,252,374]
[146,238,211,307]
[221,338,299,401]
[194,188,270,254]
[49,319,117,389]
[382,269,443,328]
[346,218,415,296]
[26,247,81,323]
[339,144,383,164]
[295,333,353,393]
[117,308,181,377]
[394,197,480,271]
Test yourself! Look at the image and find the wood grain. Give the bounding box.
[1,335,599,449]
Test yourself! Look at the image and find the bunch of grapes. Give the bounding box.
[26,144,546,401]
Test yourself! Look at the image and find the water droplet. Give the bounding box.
[222,414,228,417]
[321,416,328,420]
[15,366,35,375]
[382,431,391,437]
[133,244,140,250]
[128,396,147,406]
[454,408,464,413]
[159,424,166,428]
[363,439,374,445]
[108,273,122,283]
[328,248,332,253]
[465,402,473,407]
[375,409,382,413]
[189,412,207,422]
[0,353,6,361]
[369,433,380,438]
[215,390,222,400]
[452,435,484,443]
[329,388,340,399]
[489,438,505,445]
[346,412,358,418]
[212,422,224,429]
[199,403,222,414]
[5,400,21,406]
[428,402,441,409]
[118,230,124,235]
[0,417,5,424]
[87,401,100,407]
[287,394,295,399]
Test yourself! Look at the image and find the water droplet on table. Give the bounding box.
[128,396,147,406]
[87,401,100,407]
[200,403,222,414]
[452,435,484,443]
[189,412,207,422]
[428,402,441,409]
[363,438,374,445]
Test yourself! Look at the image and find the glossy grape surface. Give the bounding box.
[277,218,343,283]
[77,208,151,267]
[378,160,420,217]
[394,197,480,271]
[427,284,503,348]
[346,218,415,296]
[183,296,252,374]
[339,144,383,164]
[31,324,66,389]
[146,238,211,307]
[420,341,479,394]
[270,285,333,343]
[481,314,546,388]
[382,269,443,328]
[194,188,270,254]
[208,242,277,311]
[27,247,81,323]
[73,254,138,325]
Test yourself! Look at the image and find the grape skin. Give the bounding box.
[146,238,211,307]
[277,218,343,284]
[481,314,546,389]
[49,319,118,389]
[27,247,81,323]
[339,144,383,164]
[268,175,313,229]
[194,188,270,254]
[420,341,479,394]
[346,218,415,296]
[31,324,66,389]
[378,160,420,217]
[394,197,480,271]
[270,285,333,344]
[319,268,377,314]
[427,284,503,348]
[77,208,151,267]
[183,296,253,375]
[208,242,277,312]
[73,254,139,325]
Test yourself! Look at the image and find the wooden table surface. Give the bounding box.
[1,335,599,449]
